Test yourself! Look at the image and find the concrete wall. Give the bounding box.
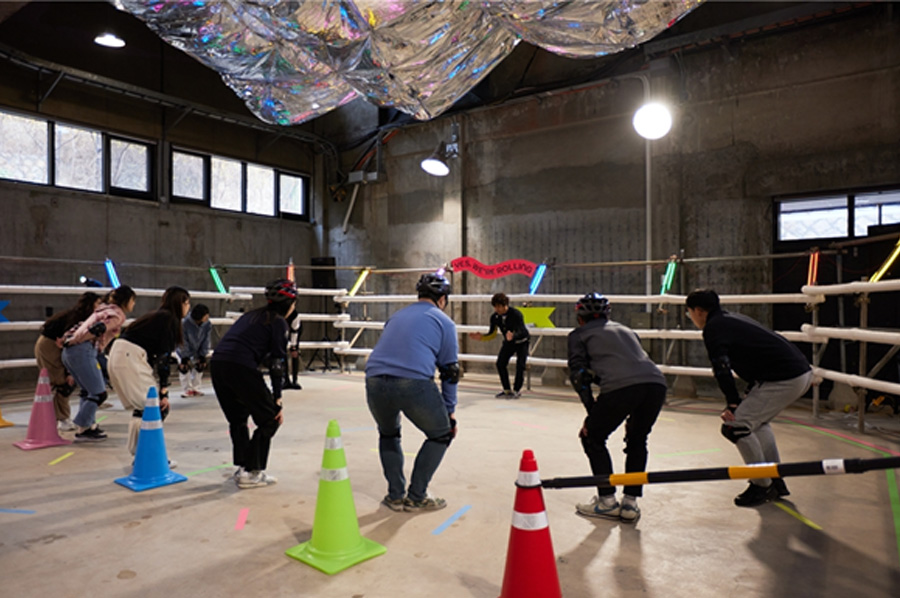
[319,8,900,372]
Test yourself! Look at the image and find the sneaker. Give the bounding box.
[403,496,447,512]
[495,390,513,398]
[181,392,191,398]
[576,495,621,519]
[237,470,278,489]
[167,459,178,470]
[734,482,779,507]
[192,390,205,396]
[619,502,641,523]
[771,478,790,497]
[58,419,76,431]
[512,390,522,399]
[382,495,405,512]
[74,428,107,443]
[232,466,245,480]
[283,381,302,390]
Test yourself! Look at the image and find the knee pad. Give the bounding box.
[721,423,752,444]
[86,391,108,406]
[55,382,76,398]
[379,430,401,441]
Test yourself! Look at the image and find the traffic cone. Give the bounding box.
[13,369,71,450]
[498,449,562,598]
[114,387,187,492]
[285,419,386,574]
[0,403,13,428]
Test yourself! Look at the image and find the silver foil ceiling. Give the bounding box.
[115,1,703,126]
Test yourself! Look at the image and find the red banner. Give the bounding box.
[450,256,537,279]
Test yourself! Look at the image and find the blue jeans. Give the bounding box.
[61,342,106,429]
[366,376,452,502]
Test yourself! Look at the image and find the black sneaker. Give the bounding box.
[771,478,790,497]
[734,482,778,507]
[74,428,108,443]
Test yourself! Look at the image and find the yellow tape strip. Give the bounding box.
[48,452,74,466]
[775,501,823,530]
[609,472,649,487]
[729,465,780,480]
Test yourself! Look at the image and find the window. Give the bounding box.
[109,138,150,193]
[246,164,275,216]
[55,124,103,192]
[172,151,206,201]
[854,190,900,237]
[279,173,307,218]
[777,190,900,241]
[211,156,242,211]
[0,111,48,184]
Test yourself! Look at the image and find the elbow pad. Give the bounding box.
[439,362,460,384]
[269,358,285,380]
[569,368,595,392]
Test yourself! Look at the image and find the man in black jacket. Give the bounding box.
[686,289,813,507]
[469,293,530,398]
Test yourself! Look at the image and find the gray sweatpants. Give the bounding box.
[727,370,813,486]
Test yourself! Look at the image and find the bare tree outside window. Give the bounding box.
[211,156,242,211]
[172,151,205,200]
[55,124,102,192]
[0,111,48,184]
[110,139,149,192]
[247,164,274,216]
[279,173,305,216]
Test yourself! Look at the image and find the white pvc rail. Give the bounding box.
[335,292,823,305]
[0,285,252,301]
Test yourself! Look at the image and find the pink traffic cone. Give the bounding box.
[13,369,72,450]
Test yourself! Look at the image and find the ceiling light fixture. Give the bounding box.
[632,102,672,140]
[421,123,459,177]
[94,32,126,48]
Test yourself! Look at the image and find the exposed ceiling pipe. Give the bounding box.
[0,41,338,159]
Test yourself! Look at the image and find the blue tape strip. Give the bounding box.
[432,504,471,535]
[0,508,36,514]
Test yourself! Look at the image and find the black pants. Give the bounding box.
[581,382,666,498]
[211,361,282,472]
[496,341,529,392]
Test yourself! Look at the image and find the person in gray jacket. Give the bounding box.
[567,292,667,523]
[177,303,211,397]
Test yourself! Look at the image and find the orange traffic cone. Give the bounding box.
[498,449,561,598]
[0,403,13,428]
[13,369,72,450]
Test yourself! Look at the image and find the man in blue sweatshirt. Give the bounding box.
[686,288,813,507]
[366,273,459,513]
[568,292,667,523]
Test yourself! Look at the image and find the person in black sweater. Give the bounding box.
[686,289,813,507]
[469,293,530,398]
[211,279,295,490]
[108,286,190,459]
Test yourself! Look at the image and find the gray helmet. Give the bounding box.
[575,292,610,318]
[416,273,451,302]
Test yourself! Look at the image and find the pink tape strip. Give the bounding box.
[234,508,249,531]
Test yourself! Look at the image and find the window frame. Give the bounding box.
[277,170,311,222]
[774,186,900,245]
[170,147,211,206]
[106,134,155,201]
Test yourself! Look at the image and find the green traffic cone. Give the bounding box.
[285,419,386,574]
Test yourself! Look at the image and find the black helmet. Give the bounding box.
[575,292,610,318]
[265,279,297,304]
[416,273,451,302]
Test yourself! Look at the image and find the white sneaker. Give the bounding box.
[237,470,278,489]
[58,419,76,431]
[575,495,621,519]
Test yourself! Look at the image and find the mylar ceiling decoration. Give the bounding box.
[114,1,703,126]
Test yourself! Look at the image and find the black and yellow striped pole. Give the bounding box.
[541,456,900,490]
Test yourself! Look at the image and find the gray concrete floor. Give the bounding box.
[1,372,899,598]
